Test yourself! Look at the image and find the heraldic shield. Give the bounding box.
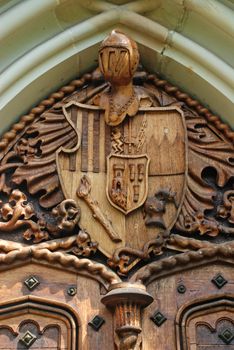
[57,101,187,260]
[107,154,149,214]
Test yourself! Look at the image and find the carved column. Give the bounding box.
[102,283,153,350]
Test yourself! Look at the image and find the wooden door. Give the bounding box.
[0,30,233,349]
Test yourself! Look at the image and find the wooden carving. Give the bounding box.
[177,298,234,350]
[0,30,233,276]
[102,283,153,350]
[56,31,188,274]
[77,174,121,242]
[0,320,61,349]
[0,298,78,349]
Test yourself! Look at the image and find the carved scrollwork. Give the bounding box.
[108,235,164,275]
[182,211,219,236]
[0,189,49,242]
[217,190,234,224]
[72,229,98,257]
[51,199,80,232]
[0,192,83,243]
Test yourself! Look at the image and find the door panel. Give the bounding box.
[0,301,77,349]
[196,317,234,349]
[0,317,61,349]
[183,305,234,349]
[142,263,234,350]
[0,262,114,350]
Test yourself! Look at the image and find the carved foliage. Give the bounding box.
[0,189,49,243]
[108,234,164,276]
[175,109,234,236]
[11,109,78,209]
[217,190,234,224]
[0,190,82,243]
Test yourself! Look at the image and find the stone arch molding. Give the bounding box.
[0,0,233,134]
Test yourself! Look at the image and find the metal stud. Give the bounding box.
[211,274,227,289]
[150,311,167,327]
[177,284,186,294]
[20,330,37,348]
[89,315,105,331]
[218,328,234,345]
[24,276,40,291]
[67,286,77,296]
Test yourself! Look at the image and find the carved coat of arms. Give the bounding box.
[0,30,233,276]
[56,30,187,268]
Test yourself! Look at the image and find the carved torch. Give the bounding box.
[101,282,153,349]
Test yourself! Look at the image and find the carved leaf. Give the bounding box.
[11,107,78,208]
[176,108,234,235]
[143,84,234,236]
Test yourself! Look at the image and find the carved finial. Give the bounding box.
[99,30,140,126]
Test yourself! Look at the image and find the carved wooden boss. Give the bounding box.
[0,31,233,349]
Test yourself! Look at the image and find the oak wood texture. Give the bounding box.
[0,262,114,350]
[143,262,234,350]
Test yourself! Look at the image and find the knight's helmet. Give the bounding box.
[99,30,139,85]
